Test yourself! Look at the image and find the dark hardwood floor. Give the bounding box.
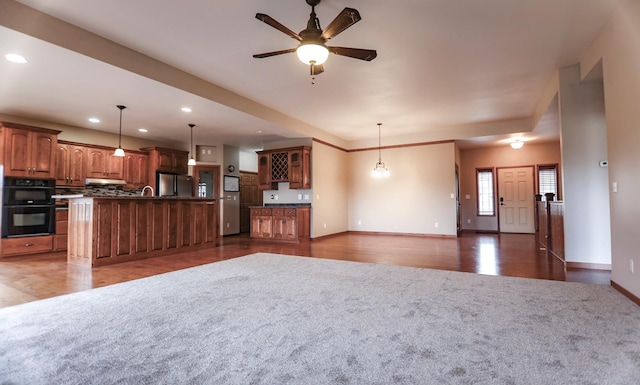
[0,232,610,308]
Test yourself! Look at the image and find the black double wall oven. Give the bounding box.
[1,177,56,238]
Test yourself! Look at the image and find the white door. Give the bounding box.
[498,167,535,233]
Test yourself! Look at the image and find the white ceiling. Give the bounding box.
[0,0,614,151]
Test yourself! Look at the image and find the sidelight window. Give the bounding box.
[477,168,495,216]
[538,165,558,200]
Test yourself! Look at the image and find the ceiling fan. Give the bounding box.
[253,0,377,80]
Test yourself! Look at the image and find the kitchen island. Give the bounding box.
[67,197,218,267]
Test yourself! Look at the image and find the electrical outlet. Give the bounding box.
[226,223,230,228]
[467,219,471,224]
[435,222,439,228]
[630,259,635,273]
[323,223,327,229]
[358,220,362,225]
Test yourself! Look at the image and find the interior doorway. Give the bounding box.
[192,165,220,199]
[497,166,535,233]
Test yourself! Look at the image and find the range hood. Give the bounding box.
[85,178,127,186]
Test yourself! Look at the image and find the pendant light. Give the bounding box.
[188,123,196,166]
[371,123,390,178]
[113,105,126,157]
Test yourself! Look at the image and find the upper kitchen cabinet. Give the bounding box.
[256,146,311,190]
[85,146,124,180]
[142,147,189,175]
[288,147,311,189]
[123,151,149,189]
[56,141,86,187]
[1,122,60,178]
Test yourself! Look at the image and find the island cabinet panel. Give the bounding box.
[116,202,132,257]
[192,201,218,246]
[151,202,165,251]
[134,202,149,253]
[180,202,192,247]
[68,197,218,267]
[95,201,113,259]
[167,202,179,249]
[68,200,93,265]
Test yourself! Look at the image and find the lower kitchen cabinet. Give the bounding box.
[53,209,68,251]
[250,206,310,241]
[68,197,218,267]
[1,235,53,257]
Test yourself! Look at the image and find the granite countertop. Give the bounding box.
[77,196,217,200]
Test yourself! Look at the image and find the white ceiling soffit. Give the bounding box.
[0,0,614,150]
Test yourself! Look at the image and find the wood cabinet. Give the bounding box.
[53,209,68,251]
[256,146,311,190]
[142,146,189,175]
[288,147,311,189]
[1,122,60,178]
[250,208,273,238]
[55,142,86,186]
[123,151,149,189]
[250,206,310,241]
[85,147,124,179]
[67,197,218,267]
[272,208,298,240]
[1,235,53,257]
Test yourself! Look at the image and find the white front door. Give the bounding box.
[498,166,535,233]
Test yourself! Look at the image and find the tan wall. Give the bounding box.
[311,142,349,238]
[0,113,181,151]
[586,0,640,297]
[460,142,561,231]
[347,142,457,236]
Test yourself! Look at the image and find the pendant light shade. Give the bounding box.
[113,105,126,157]
[371,123,390,178]
[188,124,196,166]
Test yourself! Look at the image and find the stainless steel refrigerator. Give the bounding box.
[157,173,193,197]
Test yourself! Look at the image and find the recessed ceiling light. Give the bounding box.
[256,130,263,134]
[88,118,100,123]
[5,53,27,64]
[181,107,192,112]
[138,128,148,133]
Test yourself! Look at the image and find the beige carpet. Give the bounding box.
[1,253,639,384]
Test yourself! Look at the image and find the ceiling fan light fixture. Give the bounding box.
[296,42,329,65]
[510,139,524,150]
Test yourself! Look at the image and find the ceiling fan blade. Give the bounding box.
[253,48,296,59]
[328,46,377,61]
[255,13,302,41]
[322,8,362,40]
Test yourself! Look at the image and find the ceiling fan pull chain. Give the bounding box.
[310,62,317,84]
